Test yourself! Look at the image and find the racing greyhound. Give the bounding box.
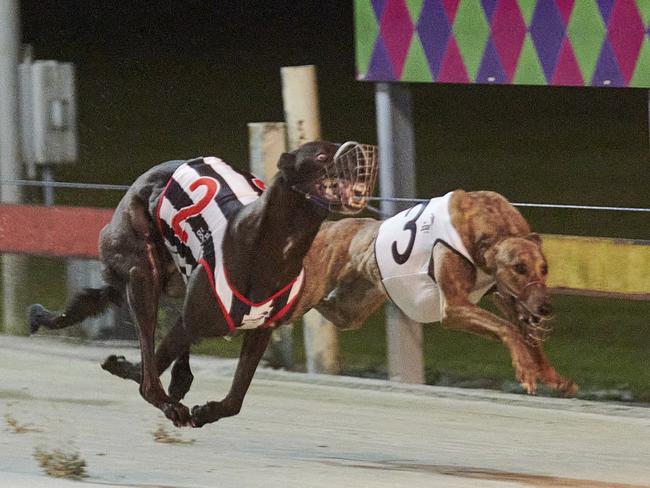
[29,141,378,427]
[88,188,575,413]
[299,190,577,396]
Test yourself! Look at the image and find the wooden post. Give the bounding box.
[248,122,294,369]
[281,65,340,375]
[375,82,424,384]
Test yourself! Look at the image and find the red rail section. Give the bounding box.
[0,204,113,259]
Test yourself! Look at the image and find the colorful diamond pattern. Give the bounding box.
[355,0,650,87]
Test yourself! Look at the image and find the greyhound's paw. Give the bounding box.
[190,404,212,428]
[190,400,238,428]
[163,402,191,428]
[27,304,51,334]
[514,365,538,395]
[101,355,141,382]
[520,378,537,395]
[555,378,579,397]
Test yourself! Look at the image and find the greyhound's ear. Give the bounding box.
[277,152,297,172]
[475,233,495,268]
[524,232,542,245]
[483,245,499,270]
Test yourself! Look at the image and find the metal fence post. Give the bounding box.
[281,65,340,375]
[0,0,24,335]
[375,82,424,384]
[248,121,294,369]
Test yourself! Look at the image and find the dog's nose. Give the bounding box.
[537,303,553,317]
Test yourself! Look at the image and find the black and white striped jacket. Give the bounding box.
[156,157,305,331]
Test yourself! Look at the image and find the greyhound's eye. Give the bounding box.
[315,153,328,162]
[514,263,527,275]
[541,264,548,275]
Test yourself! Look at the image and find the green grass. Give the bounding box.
[189,294,650,403]
[4,256,649,402]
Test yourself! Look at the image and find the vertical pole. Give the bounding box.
[248,122,294,369]
[42,165,55,206]
[375,82,424,384]
[281,65,340,375]
[0,0,23,334]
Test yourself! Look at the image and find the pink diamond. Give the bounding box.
[607,0,645,83]
[491,0,527,82]
[379,0,415,78]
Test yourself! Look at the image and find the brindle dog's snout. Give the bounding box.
[521,282,551,317]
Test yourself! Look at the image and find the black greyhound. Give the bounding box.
[29,141,377,427]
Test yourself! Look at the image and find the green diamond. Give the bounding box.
[567,0,607,82]
[355,0,379,79]
[452,0,490,80]
[400,35,433,81]
[516,0,537,27]
[405,0,424,23]
[636,0,650,27]
[630,37,650,88]
[513,34,546,85]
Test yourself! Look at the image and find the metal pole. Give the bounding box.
[42,165,55,206]
[248,122,295,369]
[0,0,24,335]
[281,65,340,375]
[375,82,424,384]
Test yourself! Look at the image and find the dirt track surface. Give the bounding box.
[1,336,649,488]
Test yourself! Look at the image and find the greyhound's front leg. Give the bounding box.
[190,328,272,428]
[441,305,539,394]
[490,293,577,396]
[126,257,190,427]
[529,346,578,396]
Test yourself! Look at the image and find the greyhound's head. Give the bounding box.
[278,140,378,215]
[486,233,553,345]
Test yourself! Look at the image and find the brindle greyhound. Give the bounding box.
[119,189,576,403]
[29,140,378,427]
[299,190,577,396]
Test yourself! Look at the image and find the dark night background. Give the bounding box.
[20,1,649,238]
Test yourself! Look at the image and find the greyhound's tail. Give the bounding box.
[28,286,122,334]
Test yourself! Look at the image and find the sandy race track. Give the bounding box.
[1,336,648,488]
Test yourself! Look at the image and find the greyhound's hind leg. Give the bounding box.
[102,316,191,388]
[126,244,190,426]
[28,286,120,334]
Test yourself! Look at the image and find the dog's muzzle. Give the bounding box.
[499,281,553,346]
[311,142,378,215]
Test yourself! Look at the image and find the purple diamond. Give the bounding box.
[591,39,625,87]
[530,0,566,81]
[476,38,507,84]
[596,0,615,24]
[480,0,499,21]
[372,0,386,19]
[417,0,451,79]
[366,36,397,80]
